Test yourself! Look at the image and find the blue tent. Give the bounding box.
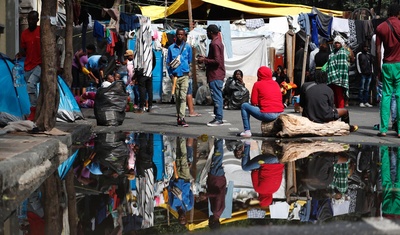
[0,53,30,126]
[0,53,83,125]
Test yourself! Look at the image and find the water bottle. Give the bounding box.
[12,59,25,87]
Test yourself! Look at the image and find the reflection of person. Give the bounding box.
[300,70,358,132]
[169,137,194,225]
[238,66,283,137]
[167,28,192,127]
[16,11,41,121]
[327,35,349,108]
[379,146,400,218]
[235,141,284,208]
[223,69,249,110]
[197,24,226,126]
[375,4,400,137]
[197,138,226,229]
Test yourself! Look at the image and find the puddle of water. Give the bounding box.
[2,132,398,234]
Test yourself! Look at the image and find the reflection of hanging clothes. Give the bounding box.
[93,21,105,41]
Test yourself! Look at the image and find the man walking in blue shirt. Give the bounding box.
[167,28,192,127]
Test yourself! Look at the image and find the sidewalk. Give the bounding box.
[78,103,397,146]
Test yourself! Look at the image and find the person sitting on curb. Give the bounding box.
[238,66,283,137]
[300,70,358,132]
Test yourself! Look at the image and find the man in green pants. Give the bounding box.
[375,4,400,137]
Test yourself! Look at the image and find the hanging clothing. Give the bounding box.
[93,21,104,41]
[331,17,349,36]
[311,6,332,40]
[120,13,140,32]
[134,16,153,78]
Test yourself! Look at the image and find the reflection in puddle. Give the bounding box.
[7,132,400,234]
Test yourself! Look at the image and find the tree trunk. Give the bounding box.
[261,114,350,137]
[66,169,77,235]
[43,172,62,235]
[36,0,60,131]
[63,0,74,87]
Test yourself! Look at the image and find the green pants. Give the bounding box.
[380,62,400,133]
[175,75,189,118]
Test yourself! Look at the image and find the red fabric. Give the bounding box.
[106,31,118,55]
[329,84,345,108]
[251,164,284,207]
[21,26,42,71]
[27,211,45,235]
[251,66,284,113]
[376,16,400,63]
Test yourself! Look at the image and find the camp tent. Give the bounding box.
[0,53,30,126]
[0,53,83,125]
[141,0,344,21]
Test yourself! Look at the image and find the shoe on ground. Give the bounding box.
[177,118,189,127]
[359,103,366,108]
[283,103,288,108]
[364,103,373,107]
[238,130,252,138]
[350,125,359,132]
[207,119,223,126]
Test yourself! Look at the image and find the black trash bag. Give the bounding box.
[223,78,249,110]
[94,80,128,126]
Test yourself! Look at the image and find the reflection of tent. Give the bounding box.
[0,53,30,126]
[141,0,344,21]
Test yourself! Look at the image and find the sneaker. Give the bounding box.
[364,103,373,107]
[359,103,366,108]
[283,103,288,108]
[177,118,189,127]
[238,130,252,137]
[350,125,359,132]
[207,119,223,126]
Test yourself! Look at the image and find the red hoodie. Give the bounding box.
[251,163,284,207]
[251,66,284,113]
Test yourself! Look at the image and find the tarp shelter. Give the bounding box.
[141,0,344,21]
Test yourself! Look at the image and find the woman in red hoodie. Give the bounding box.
[238,66,284,137]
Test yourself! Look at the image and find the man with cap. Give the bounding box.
[167,28,192,127]
[197,24,226,126]
[326,35,349,108]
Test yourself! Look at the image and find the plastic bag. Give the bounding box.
[94,80,128,126]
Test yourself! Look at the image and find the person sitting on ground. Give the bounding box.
[273,65,291,107]
[223,69,249,110]
[300,70,358,132]
[238,66,284,137]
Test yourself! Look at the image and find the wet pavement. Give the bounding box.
[2,103,400,234]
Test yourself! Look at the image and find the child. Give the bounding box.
[102,73,115,88]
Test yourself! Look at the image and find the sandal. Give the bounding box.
[350,125,358,132]
[377,132,387,137]
[189,113,202,117]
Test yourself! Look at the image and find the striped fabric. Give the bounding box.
[136,168,155,228]
[134,16,153,77]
